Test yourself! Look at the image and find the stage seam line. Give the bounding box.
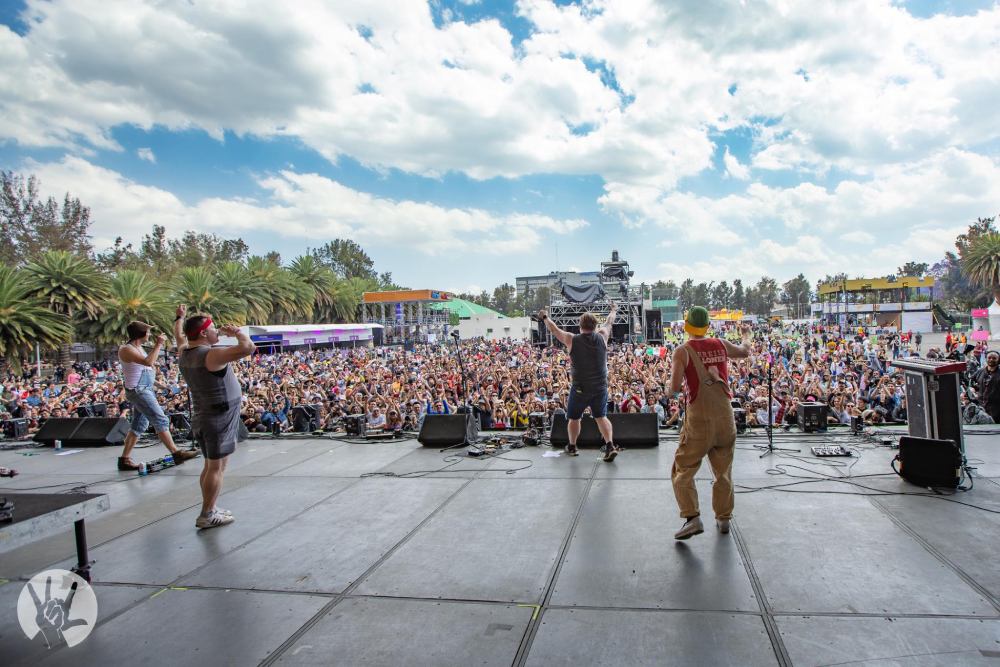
[868,497,1000,613]
[512,459,600,667]
[260,476,478,666]
[731,519,792,667]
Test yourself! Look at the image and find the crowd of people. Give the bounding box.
[2,322,998,438]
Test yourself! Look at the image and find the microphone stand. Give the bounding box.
[444,331,476,451]
[755,349,797,458]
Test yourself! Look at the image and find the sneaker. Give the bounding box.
[195,510,235,530]
[674,516,704,540]
[717,519,731,534]
[117,457,140,471]
[214,507,234,517]
[565,444,579,457]
[171,449,199,464]
[602,445,619,462]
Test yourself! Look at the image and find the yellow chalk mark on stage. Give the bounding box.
[150,587,169,599]
[517,604,541,620]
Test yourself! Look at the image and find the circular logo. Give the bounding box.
[17,569,98,648]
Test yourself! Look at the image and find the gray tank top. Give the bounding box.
[179,346,242,410]
[570,332,608,392]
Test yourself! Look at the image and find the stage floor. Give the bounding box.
[1,426,998,666]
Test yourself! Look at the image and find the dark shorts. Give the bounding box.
[566,385,609,420]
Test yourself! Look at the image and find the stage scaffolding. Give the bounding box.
[361,289,452,344]
[544,251,656,344]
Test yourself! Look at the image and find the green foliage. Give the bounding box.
[0,171,92,263]
[174,266,246,324]
[780,273,812,318]
[311,239,377,280]
[896,261,928,277]
[0,265,74,370]
[77,270,173,346]
[960,230,1000,304]
[24,250,110,320]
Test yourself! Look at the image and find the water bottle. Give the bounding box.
[54,439,62,450]
[139,462,147,476]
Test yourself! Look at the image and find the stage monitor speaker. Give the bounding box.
[3,418,29,439]
[344,414,367,436]
[892,436,962,488]
[733,408,747,435]
[798,402,828,433]
[418,413,478,447]
[291,404,320,432]
[549,413,659,448]
[33,418,82,445]
[66,418,130,446]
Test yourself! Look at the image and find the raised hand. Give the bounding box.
[218,324,241,337]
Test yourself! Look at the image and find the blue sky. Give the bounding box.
[1,0,998,293]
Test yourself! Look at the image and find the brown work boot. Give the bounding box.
[171,449,200,464]
[117,456,140,471]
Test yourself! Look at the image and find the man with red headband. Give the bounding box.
[175,305,255,530]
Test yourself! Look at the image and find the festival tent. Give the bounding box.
[427,298,504,319]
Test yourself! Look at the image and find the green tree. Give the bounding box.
[780,273,812,319]
[95,237,140,272]
[931,254,984,311]
[529,286,551,314]
[960,231,1000,306]
[753,276,779,315]
[0,266,74,371]
[138,225,171,274]
[492,283,516,315]
[215,261,272,325]
[289,255,339,322]
[711,281,732,310]
[678,279,695,312]
[174,266,245,324]
[78,270,173,346]
[732,279,745,311]
[692,281,711,308]
[312,239,376,280]
[652,279,679,299]
[0,171,93,261]
[24,250,109,321]
[896,261,929,277]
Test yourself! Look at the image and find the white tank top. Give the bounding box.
[121,344,149,389]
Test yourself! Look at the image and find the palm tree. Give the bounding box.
[174,266,245,324]
[78,270,173,347]
[246,256,314,324]
[23,250,110,319]
[216,261,271,325]
[289,255,338,322]
[961,231,1000,305]
[0,266,74,372]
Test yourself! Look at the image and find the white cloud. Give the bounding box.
[28,156,588,257]
[722,147,750,180]
[1,0,995,218]
[136,147,156,163]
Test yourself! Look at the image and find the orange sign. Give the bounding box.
[362,290,451,304]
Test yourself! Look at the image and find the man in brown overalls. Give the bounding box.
[668,307,752,540]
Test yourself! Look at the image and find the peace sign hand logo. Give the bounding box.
[18,569,99,648]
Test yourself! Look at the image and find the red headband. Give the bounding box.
[197,317,213,335]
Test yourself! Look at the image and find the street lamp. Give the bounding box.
[795,291,805,320]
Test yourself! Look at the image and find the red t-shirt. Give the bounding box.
[683,338,730,403]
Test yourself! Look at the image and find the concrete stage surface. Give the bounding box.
[1,426,998,666]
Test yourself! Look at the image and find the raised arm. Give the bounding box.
[173,304,188,352]
[205,325,256,371]
[538,309,573,348]
[119,332,166,367]
[598,303,618,341]
[721,323,753,359]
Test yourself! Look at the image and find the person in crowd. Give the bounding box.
[973,350,1000,424]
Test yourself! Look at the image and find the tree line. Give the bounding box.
[0,171,397,370]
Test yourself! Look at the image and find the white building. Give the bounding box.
[457,314,534,341]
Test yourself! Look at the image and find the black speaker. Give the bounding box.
[798,402,828,433]
[33,418,82,445]
[549,413,659,448]
[418,413,478,447]
[344,414,367,436]
[291,404,320,432]
[645,309,662,341]
[733,408,747,435]
[33,417,129,446]
[892,436,962,488]
[3,418,28,439]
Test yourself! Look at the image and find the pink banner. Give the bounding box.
[972,330,990,341]
[972,309,989,318]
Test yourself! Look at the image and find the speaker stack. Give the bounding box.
[798,402,828,433]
